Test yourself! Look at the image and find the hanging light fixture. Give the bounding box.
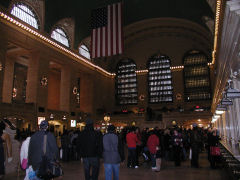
[225,79,240,98]
[221,97,233,105]
[216,104,227,111]
[226,88,240,98]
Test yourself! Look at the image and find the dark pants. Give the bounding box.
[0,144,4,175]
[136,145,141,166]
[83,157,100,180]
[173,146,181,166]
[191,146,199,168]
[127,148,136,167]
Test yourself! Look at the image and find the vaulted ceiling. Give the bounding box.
[0,0,214,48]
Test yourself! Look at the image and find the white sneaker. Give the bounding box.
[152,167,157,170]
[135,166,139,169]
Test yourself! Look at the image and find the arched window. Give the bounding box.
[183,50,211,101]
[51,28,70,47]
[10,3,39,29]
[79,45,90,59]
[148,54,173,103]
[116,59,138,105]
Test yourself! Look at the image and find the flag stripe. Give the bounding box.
[97,28,101,57]
[121,3,124,54]
[107,5,111,56]
[116,3,119,55]
[92,29,96,58]
[110,4,113,56]
[102,27,106,57]
[118,3,122,54]
[91,2,123,59]
[113,3,116,55]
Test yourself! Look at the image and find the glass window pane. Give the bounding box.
[79,45,90,59]
[148,55,173,103]
[116,59,138,105]
[11,3,39,29]
[183,51,211,101]
[51,28,70,47]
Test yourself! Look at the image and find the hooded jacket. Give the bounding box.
[28,131,59,171]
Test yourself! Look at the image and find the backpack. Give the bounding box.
[37,134,63,179]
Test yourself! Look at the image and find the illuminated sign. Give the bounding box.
[71,120,76,127]
[38,117,45,125]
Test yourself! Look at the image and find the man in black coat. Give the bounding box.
[28,120,59,174]
[77,118,103,180]
[190,124,201,168]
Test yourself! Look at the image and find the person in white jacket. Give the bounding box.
[20,136,31,180]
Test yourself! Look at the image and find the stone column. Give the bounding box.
[233,79,240,141]
[80,73,93,113]
[60,66,71,112]
[2,56,14,103]
[0,37,7,102]
[26,51,49,129]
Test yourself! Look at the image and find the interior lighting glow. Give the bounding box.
[215,110,224,115]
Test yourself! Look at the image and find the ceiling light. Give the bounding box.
[221,98,233,105]
[215,110,225,115]
[216,104,227,111]
[226,88,240,98]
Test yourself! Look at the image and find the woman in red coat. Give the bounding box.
[147,130,159,170]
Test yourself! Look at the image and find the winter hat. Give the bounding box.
[107,125,115,132]
[40,120,48,130]
[86,118,93,125]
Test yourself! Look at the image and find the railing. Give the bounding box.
[220,143,240,179]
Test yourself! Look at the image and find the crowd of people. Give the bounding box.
[0,117,222,180]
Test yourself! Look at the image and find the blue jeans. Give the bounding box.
[104,163,120,180]
[83,157,100,180]
[150,154,156,167]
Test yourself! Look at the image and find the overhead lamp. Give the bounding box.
[215,110,225,115]
[221,98,233,105]
[216,104,227,111]
[213,114,220,119]
[226,88,240,98]
[211,118,217,123]
[50,114,54,120]
[62,115,67,121]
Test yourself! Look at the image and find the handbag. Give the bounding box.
[37,134,63,179]
[189,148,192,160]
[21,158,28,170]
[210,146,220,156]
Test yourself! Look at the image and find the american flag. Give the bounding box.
[91,2,123,59]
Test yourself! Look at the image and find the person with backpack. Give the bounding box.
[28,120,60,180]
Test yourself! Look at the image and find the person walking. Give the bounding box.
[190,124,201,168]
[0,121,5,179]
[147,130,159,171]
[103,125,124,180]
[28,120,60,180]
[126,127,138,168]
[208,129,221,168]
[77,117,103,180]
[20,132,32,180]
[172,129,183,167]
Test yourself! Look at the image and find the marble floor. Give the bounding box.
[4,153,230,180]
